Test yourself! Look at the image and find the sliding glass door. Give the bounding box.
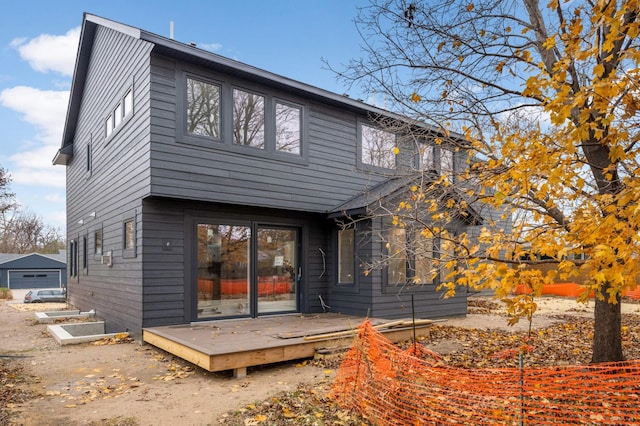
[196,223,299,319]
[257,227,298,314]
[197,224,250,318]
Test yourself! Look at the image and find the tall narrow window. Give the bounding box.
[361,124,396,168]
[388,228,407,285]
[338,228,355,284]
[82,236,88,270]
[105,116,113,137]
[187,78,220,138]
[114,102,122,128]
[411,231,434,284]
[441,148,454,180]
[124,220,135,250]
[69,240,77,278]
[275,102,301,154]
[233,88,265,148]
[94,229,103,256]
[123,89,133,117]
[86,141,92,173]
[420,144,434,170]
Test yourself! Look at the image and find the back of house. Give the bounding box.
[54,13,483,336]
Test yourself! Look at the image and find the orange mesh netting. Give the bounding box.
[330,320,640,425]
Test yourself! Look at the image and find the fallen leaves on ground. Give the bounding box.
[222,381,365,425]
[222,313,640,425]
[0,360,32,424]
[91,333,134,346]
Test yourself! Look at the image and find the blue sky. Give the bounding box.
[0,1,369,233]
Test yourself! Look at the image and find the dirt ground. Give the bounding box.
[2,295,640,425]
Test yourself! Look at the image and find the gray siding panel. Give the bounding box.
[148,54,386,214]
[139,198,331,329]
[65,25,154,336]
[63,21,472,336]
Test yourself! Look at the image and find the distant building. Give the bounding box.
[0,252,67,289]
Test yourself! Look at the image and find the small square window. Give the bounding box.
[361,124,396,168]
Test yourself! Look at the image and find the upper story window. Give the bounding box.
[419,143,435,171]
[233,88,265,148]
[86,140,92,174]
[105,85,134,140]
[275,102,301,154]
[360,124,396,169]
[187,77,221,138]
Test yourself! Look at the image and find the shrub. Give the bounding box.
[0,287,13,300]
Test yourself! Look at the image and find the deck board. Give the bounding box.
[143,313,433,374]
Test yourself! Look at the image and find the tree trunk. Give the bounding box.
[591,283,623,363]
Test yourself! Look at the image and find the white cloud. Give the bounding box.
[199,42,223,52]
[10,27,80,76]
[45,193,65,203]
[9,145,65,188]
[0,86,69,145]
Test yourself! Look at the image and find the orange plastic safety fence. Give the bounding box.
[330,320,640,425]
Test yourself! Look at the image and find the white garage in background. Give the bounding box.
[0,252,67,289]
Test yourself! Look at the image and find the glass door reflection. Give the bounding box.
[257,227,298,314]
[197,224,250,318]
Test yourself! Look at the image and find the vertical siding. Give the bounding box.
[65,25,154,335]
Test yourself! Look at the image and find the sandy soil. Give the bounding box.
[1,302,333,426]
[2,295,639,425]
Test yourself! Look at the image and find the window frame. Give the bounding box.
[358,121,397,171]
[274,100,302,155]
[104,82,135,144]
[186,76,222,140]
[177,69,308,165]
[82,235,88,273]
[232,87,266,149]
[69,239,78,278]
[86,135,93,177]
[418,142,435,171]
[122,210,137,259]
[337,227,356,286]
[382,225,438,292]
[94,227,103,259]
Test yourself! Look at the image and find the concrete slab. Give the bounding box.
[34,310,94,324]
[47,321,119,345]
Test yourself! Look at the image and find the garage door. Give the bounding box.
[9,271,61,289]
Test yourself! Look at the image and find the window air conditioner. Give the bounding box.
[102,251,112,267]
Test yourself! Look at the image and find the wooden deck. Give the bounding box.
[143,313,434,378]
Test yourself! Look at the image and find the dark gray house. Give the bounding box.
[54,14,480,336]
[0,252,67,289]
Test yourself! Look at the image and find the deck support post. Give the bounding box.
[233,367,247,379]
